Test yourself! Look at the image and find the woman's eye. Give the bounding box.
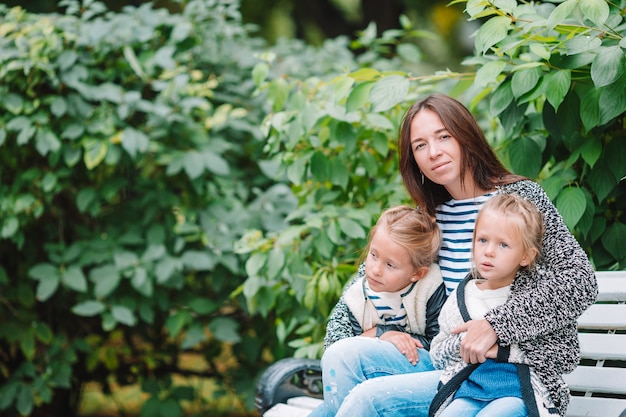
[414,142,425,151]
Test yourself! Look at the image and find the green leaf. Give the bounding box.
[547,0,577,29]
[16,385,33,416]
[545,70,571,111]
[90,265,121,298]
[33,322,53,343]
[601,222,626,260]
[588,159,617,202]
[269,78,289,113]
[511,66,542,98]
[1,216,19,238]
[475,16,512,54]
[181,250,215,271]
[131,267,152,297]
[188,297,218,315]
[181,322,206,349]
[17,125,36,145]
[475,61,507,88]
[83,139,108,170]
[338,217,365,239]
[61,124,84,140]
[397,42,422,63]
[159,398,183,417]
[252,62,269,87]
[580,0,610,27]
[580,139,602,169]
[36,275,60,301]
[580,88,602,132]
[591,46,625,88]
[50,96,68,117]
[599,73,626,125]
[20,333,35,360]
[369,75,409,112]
[62,266,88,292]
[72,300,106,316]
[329,157,350,190]
[28,263,59,281]
[5,93,24,114]
[183,151,204,179]
[76,188,97,213]
[346,82,374,113]
[555,186,587,230]
[121,127,149,158]
[245,252,267,276]
[203,150,230,175]
[509,137,542,178]
[490,81,514,116]
[266,247,285,279]
[208,317,241,343]
[166,310,191,338]
[111,305,137,326]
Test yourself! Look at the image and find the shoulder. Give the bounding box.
[499,179,545,201]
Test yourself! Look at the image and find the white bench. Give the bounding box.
[256,271,626,417]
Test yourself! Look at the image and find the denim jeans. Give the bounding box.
[308,337,441,417]
[438,397,527,417]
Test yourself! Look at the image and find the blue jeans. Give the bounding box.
[439,397,527,417]
[308,337,441,417]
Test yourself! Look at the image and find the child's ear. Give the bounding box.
[411,266,430,281]
[520,248,538,267]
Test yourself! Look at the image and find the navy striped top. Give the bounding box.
[436,192,496,294]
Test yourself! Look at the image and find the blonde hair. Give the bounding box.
[362,206,442,269]
[474,193,544,273]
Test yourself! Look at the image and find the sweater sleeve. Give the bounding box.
[486,181,598,345]
[430,292,464,371]
[323,297,362,349]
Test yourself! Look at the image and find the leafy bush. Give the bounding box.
[0,0,303,414]
[239,0,626,358]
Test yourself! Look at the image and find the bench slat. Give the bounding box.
[577,304,626,330]
[596,271,626,302]
[566,396,626,417]
[564,366,626,394]
[263,402,313,417]
[579,333,626,361]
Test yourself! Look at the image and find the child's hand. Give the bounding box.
[379,331,423,365]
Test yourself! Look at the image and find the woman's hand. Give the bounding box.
[379,331,424,365]
[452,319,497,364]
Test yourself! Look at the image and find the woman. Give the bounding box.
[320,94,597,416]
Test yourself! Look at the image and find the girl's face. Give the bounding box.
[409,109,469,199]
[472,208,537,290]
[365,227,426,293]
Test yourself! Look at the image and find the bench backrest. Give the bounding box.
[564,270,626,417]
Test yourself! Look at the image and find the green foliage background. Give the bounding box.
[0,0,624,415]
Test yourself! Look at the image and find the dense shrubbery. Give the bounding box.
[0,0,624,416]
[0,0,310,415]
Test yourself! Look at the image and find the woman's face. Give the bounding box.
[409,109,467,199]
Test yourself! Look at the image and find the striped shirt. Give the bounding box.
[436,192,496,294]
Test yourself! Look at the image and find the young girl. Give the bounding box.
[309,205,447,417]
[429,193,578,417]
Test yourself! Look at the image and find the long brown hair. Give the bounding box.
[398,94,524,216]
